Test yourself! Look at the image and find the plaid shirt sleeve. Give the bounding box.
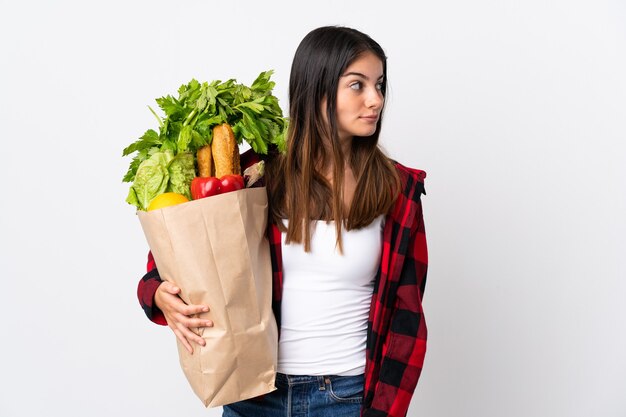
[363,166,428,417]
[267,222,284,336]
[137,251,167,325]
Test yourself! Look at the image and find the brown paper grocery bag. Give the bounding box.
[137,187,278,407]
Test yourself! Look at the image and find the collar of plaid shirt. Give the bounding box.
[267,162,428,417]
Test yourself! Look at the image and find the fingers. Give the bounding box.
[164,307,214,355]
[154,284,210,317]
[173,328,195,354]
[156,282,215,355]
[160,281,181,295]
[172,310,213,329]
[180,303,210,316]
[156,282,210,315]
[183,317,214,328]
[170,320,208,354]
[177,322,207,347]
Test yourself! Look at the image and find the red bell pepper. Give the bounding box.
[191,177,222,200]
[191,175,245,200]
[219,175,245,193]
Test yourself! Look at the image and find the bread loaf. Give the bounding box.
[211,123,240,177]
[197,145,213,177]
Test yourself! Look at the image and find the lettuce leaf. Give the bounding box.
[125,151,173,210]
[167,153,195,200]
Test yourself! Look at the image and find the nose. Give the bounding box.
[365,87,384,110]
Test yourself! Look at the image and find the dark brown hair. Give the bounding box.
[267,26,401,252]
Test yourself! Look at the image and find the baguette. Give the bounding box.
[197,145,213,177]
[211,123,240,177]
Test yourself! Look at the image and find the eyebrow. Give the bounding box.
[341,72,384,81]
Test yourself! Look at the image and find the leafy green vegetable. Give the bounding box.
[167,153,195,200]
[122,70,288,193]
[126,151,174,210]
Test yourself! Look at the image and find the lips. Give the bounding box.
[360,115,379,122]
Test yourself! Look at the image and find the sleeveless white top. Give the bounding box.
[277,215,384,376]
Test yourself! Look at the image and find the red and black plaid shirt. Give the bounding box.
[137,153,428,417]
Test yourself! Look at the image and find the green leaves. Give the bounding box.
[122,129,161,156]
[122,70,287,192]
[251,70,276,92]
[125,151,174,210]
[156,95,183,119]
[122,130,162,182]
[177,125,193,152]
[236,101,265,113]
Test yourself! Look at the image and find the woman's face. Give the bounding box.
[335,51,385,141]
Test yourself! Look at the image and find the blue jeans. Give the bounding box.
[222,373,364,417]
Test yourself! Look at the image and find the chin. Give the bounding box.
[342,125,377,139]
[356,128,377,137]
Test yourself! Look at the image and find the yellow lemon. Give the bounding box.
[147,192,189,211]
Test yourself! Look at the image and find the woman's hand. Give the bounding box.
[154,281,214,354]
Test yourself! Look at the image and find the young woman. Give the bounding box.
[137,26,428,417]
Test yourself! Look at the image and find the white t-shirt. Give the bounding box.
[277,215,384,376]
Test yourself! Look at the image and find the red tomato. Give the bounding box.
[191,177,221,200]
[219,175,245,193]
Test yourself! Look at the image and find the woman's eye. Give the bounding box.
[350,81,362,90]
[376,82,383,91]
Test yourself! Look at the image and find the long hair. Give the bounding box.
[267,26,401,252]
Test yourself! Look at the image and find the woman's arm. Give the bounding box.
[137,252,166,325]
[364,173,428,417]
[366,214,427,417]
[137,252,213,354]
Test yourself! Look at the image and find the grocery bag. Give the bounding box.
[137,187,278,407]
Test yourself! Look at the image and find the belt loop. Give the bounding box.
[318,376,326,391]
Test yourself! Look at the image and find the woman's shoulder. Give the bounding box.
[390,159,427,187]
[387,160,426,223]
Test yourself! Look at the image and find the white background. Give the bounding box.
[1,1,625,416]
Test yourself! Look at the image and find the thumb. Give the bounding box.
[163,281,181,294]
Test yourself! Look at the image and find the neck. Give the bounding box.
[318,135,353,179]
[339,135,353,161]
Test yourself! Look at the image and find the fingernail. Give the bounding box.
[202,306,209,312]
[205,321,213,327]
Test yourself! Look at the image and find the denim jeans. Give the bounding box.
[222,373,364,417]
